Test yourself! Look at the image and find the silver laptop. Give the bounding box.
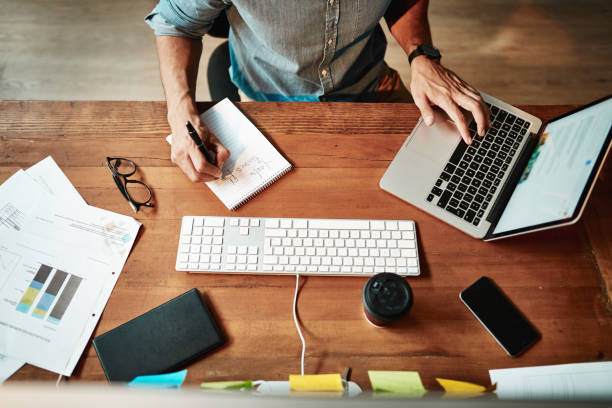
[380,93,612,241]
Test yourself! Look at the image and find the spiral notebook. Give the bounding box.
[166,98,292,210]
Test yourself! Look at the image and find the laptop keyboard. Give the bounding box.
[426,104,531,227]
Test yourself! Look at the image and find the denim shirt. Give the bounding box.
[146,0,392,102]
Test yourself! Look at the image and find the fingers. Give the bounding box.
[171,126,226,182]
[189,147,223,179]
[455,92,489,137]
[413,91,435,126]
[440,100,472,145]
[213,141,231,169]
[181,153,218,183]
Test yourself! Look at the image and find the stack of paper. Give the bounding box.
[0,157,140,381]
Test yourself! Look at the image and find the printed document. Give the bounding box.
[0,157,140,376]
[490,361,612,400]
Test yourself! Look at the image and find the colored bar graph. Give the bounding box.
[48,274,82,325]
[32,269,68,319]
[16,264,52,313]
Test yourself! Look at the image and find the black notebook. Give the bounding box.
[93,288,224,382]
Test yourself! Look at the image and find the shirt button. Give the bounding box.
[321,69,328,77]
[329,0,334,4]
[327,39,333,46]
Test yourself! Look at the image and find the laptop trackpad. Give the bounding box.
[408,108,465,163]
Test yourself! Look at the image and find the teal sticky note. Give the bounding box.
[128,370,187,388]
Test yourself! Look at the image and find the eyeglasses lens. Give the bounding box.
[125,182,151,204]
[112,159,135,176]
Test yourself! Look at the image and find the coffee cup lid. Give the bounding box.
[363,273,413,323]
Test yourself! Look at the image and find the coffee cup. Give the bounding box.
[362,273,413,327]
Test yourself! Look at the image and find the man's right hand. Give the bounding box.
[168,102,230,183]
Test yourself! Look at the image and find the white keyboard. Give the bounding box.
[176,216,420,276]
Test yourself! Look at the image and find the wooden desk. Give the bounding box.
[1,101,611,389]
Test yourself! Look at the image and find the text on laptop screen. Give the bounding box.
[494,98,612,234]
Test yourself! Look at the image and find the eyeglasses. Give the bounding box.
[106,157,154,212]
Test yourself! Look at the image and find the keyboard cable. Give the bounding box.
[293,274,306,376]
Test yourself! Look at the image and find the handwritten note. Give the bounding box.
[166,99,291,210]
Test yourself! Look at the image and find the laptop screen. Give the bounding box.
[493,97,612,235]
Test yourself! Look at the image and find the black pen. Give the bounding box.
[185,121,217,166]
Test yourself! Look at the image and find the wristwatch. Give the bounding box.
[408,44,441,65]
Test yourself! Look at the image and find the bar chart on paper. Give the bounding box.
[16,264,83,325]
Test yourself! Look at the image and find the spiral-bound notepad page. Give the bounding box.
[168,99,291,210]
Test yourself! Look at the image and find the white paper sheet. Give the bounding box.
[0,354,24,383]
[0,158,140,376]
[0,170,46,232]
[490,361,612,400]
[26,156,86,205]
[0,230,110,375]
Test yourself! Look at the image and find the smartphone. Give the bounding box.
[460,276,540,357]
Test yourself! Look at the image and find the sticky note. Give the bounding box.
[200,380,253,390]
[289,374,344,392]
[368,371,426,396]
[128,370,187,388]
[436,378,486,398]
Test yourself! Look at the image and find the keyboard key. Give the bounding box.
[448,140,468,165]
[437,191,452,208]
[426,194,434,202]
[464,210,476,223]
[440,172,451,181]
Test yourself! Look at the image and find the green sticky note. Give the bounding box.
[368,371,426,396]
[200,380,253,390]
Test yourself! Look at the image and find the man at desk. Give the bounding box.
[146,0,490,182]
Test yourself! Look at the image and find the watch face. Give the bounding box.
[422,44,441,58]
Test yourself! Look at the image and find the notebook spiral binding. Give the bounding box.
[229,166,293,210]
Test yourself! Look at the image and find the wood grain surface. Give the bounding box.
[1,101,610,390]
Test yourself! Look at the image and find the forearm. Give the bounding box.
[155,35,203,116]
[384,0,432,55]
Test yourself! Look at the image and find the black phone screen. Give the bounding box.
[460,276,540,357]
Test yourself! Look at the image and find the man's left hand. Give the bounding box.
[409,56,490,145]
